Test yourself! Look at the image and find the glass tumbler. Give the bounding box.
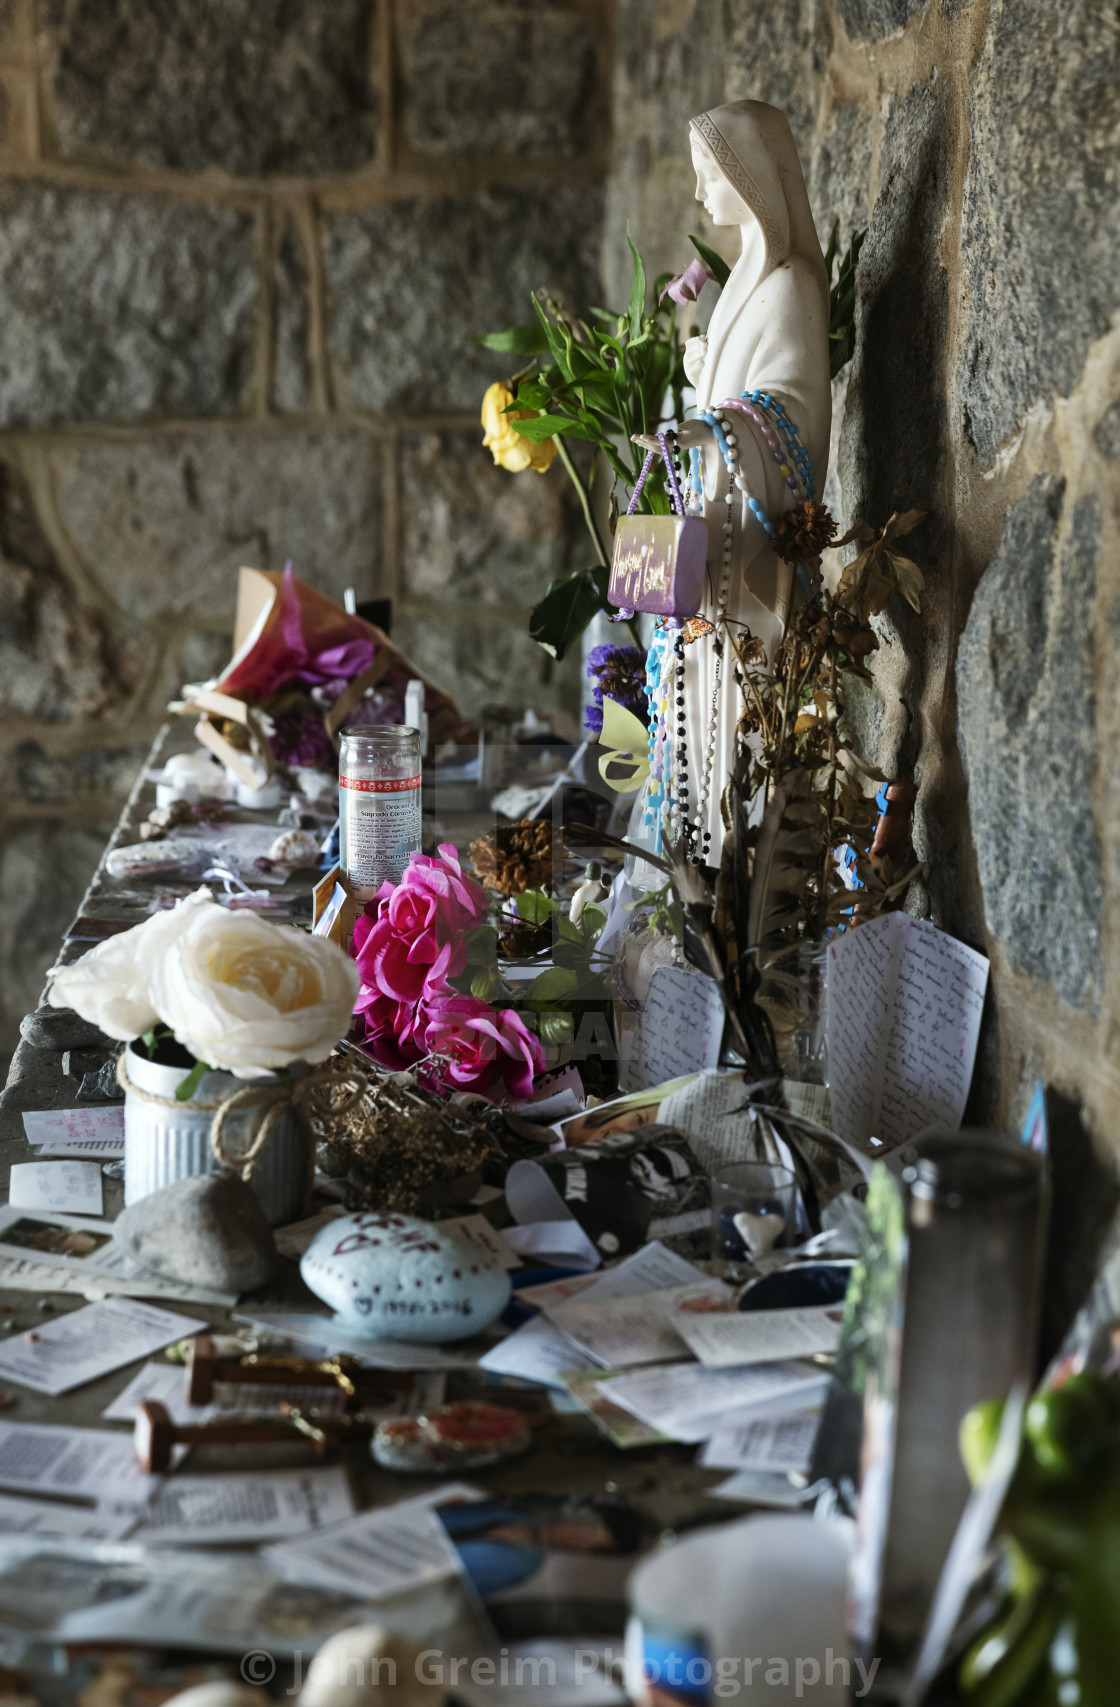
[710,1161,799,1280]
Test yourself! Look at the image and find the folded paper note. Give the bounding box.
[825,912,989,1153]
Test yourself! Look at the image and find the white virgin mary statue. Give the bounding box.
[636,100,831,861]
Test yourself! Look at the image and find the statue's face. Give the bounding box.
[691,133,751,226]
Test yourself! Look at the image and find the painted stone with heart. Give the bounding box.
[300,1211,511,1343]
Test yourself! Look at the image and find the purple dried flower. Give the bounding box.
[268,711,337,771]
[660,259,713,305]
[584,644,647,737]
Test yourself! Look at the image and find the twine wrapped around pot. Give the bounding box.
[116,1052,369,1216]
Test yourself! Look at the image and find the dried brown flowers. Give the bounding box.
[774,498,838,565]
[469,818,555,897]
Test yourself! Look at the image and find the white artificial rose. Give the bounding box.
[148,905,360,1077]
[47,889,215,1041]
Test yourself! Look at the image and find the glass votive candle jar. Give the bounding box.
[710,1161,799,1281]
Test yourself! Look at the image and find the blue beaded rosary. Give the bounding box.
[640,393,816,864]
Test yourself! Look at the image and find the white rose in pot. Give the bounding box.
[49,888,359,1077]
[47,889,214,1041]
[149,903,359,1076]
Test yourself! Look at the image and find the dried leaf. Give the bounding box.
[881,508,927,541]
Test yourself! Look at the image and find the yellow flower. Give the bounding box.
[481,381,558,474]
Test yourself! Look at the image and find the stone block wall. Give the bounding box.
[0,0,611,1054]
[605,0,1120,1154]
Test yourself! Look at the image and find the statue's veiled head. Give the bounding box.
[688,100,820,278]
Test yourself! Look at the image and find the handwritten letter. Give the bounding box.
[826,914,989,1152]
[622,966,726,1093]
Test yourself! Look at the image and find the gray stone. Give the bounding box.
[50,430,383,623]
[836,0,925,38]
[960,0,1120,465]
[957,476,1103,1011]
[271,213,311,415]
[41,0,376,177]
[1093,397,1120,461]
[400,428,584,610]
[808,100,874,256]
[724,1,832,162]
[0,183,256,428]
[301,1210,509,1341]
[399,2,596,159]
[604,0,729,301]
[0,458,139,723]
[10,741,149,808]
[0,824,108,1054]
[392,610,581,722]
[324,184,602,413]
[839,77,949,530]
[19,1006,109,1052]
[835,76,948,874]
[76,1058,123,1101]
[114,1171,277,1295]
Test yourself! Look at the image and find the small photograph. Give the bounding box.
[560,1076,697,1147]
[0,1218,112,1261]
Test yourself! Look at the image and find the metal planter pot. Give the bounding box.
[122,1042,305,1227]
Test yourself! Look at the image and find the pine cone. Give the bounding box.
[774,500,837,565]
[469,818,555,896]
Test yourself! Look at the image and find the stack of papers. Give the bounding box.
[0,1419,167,1506]
[9,1160,103,1216]
[21,1107,125,1160]
[266,1484,479,1599]
[595,1361,829,1444]
[0,1299,206,1396]
[137,1465,355,1544]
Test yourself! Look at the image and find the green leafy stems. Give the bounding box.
[140,1023,211,1102]
[480,228,686,659]
[455,885,612,1058]
[480,221,865,662]
[174,1059,210,1102]
[824,223,865,383]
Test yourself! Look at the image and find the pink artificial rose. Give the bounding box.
[418,993,545,1102]
[353,843,488,1006]
[660,258,713,305]
[354,982,424,1071]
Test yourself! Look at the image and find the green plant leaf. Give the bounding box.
[514,889,554,926]
[528,566,610,661]
[470,965,503,1001]
[512,379,552,410]
[553,940,591,969]
[510,413,597,443]
[477,323,551,355]
[626,223,647,342]
[579,902,607,938]
[174,1058,209,1102]
[688,233,731,288]
[535,1007,574,1046]
[463,923,499,965]
[824,220,839,286]
[532,294,575,380]
[572,378,620,414]
[828,226,866,380]
[526,966,580,1003]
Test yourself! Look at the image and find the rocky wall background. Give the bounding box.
[5,0,1119,1182]
[0,0,609,1058]
[606,0,1120,1160]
